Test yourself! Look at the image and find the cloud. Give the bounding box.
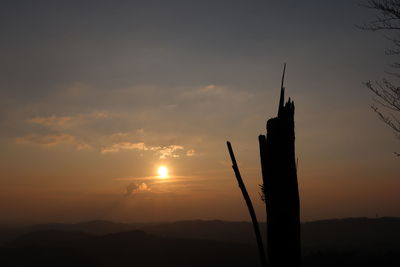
[15,133,75,146]
[101,142,147,154]
[15,130,191,157]
[76,143,92,150]
[136,128,145,134]
[179,84,253,101]
[91,111,109,119]
[186,149,195,156]
[125,182,150,196]
[27,111,110,130]
[15,133,91,150]
[200,84,223,93]
[28,115,74,128]
[155,145,184,159]
[101,142,185,158]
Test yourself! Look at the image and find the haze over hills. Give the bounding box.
[1,217,400,248]
[0,217,399,267]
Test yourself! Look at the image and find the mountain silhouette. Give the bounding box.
[29,220,149,235]
[2,229,258,267]
[8,230,92,247]
[1,217,399,267]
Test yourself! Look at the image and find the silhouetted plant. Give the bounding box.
[359,0,400,156]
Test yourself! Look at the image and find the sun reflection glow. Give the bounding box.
[157,166,169,179]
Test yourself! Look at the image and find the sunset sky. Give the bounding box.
[1,0,399,224]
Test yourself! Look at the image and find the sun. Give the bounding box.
[157,166,169,179]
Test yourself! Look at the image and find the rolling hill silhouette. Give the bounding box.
[1,217,399,267]
[2,229,258,267]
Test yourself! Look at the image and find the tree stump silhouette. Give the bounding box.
[226,64,301,267]
[259,64,301,267]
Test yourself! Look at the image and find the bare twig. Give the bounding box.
[359,1,400,155]
[226,141,267,267]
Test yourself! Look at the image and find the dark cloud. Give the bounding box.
[125,182,150,197]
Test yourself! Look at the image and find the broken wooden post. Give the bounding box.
[259,64,301,267]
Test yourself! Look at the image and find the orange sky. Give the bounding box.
[0,0,399,224]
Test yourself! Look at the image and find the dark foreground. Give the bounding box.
[0,217,399,267]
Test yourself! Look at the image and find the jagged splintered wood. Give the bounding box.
[259,64,301,267]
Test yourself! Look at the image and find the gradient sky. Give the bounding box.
[0,0,399,224]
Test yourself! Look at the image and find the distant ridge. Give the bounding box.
[3,229,257,267]
[1,218,399,267]
[1,217,399,249]
[8,230,92,247]
[29,220,150,235]
[302,217,400,250]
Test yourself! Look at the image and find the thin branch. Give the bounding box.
[360,0,400,155]
[226,141,267,267]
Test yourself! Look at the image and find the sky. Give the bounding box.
[0,0,399,224]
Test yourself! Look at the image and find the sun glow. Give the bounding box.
[157,166,169,179]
